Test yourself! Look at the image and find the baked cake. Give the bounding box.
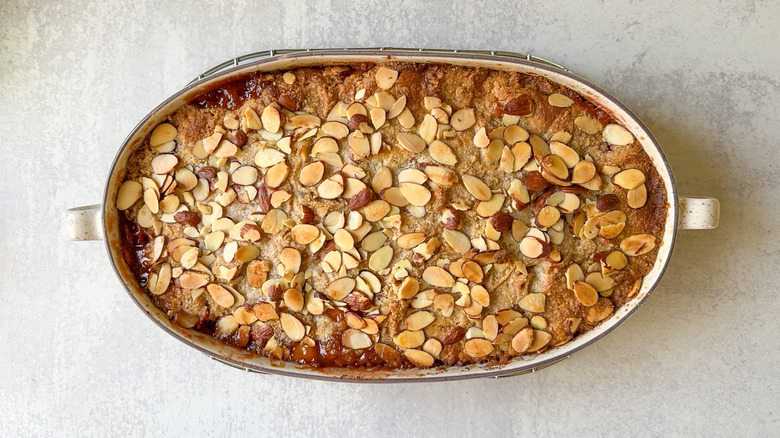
[115,62,667,369]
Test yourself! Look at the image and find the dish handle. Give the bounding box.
[62,204,103,241]
[678,197,720,230]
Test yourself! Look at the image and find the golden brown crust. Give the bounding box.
[115,62,667,369]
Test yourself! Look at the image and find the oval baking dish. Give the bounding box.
[63,48,719,382]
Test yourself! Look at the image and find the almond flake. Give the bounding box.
[462,174,491,201]
[375,67,399,89]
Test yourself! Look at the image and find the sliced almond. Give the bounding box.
[620,234,656,256]
[151,154,178,174]
[280,247,302,273]
[511,327,534,353]
[574,115,600,134]
[399,182,431,206]
[605,250,628,270]
[571,161,597,184]
[424,166,458,188]
[404,311,435,331]
[207,283,235,308]
[368,246,393,272]
[519,293,545,312]
[422,266,455,288]
[450,109,476,131]
[326,277,356,300]
[387,95,407,119]
[404,349,434,367]
[471,284,490,306]
[548,93,574,107]
[613,168,646,190]
[627,183,648,208]
[280,313,305,341]
[150,123,177,147]
[504,124,529,144]
[283,288,304,312]
[396,132,426,153]
[261,106,282,133]
[151,263,171,295]
[475,194,505,218]
[462,174,491,201]
[179,271,209,289]
[565,264,585,289]
[362,200,391,222]
[393,330,425,349]
[264,161,289,188]
[214,140,237,158]
[473,127,490,148]
[464,338,494,358]
[603,124,634,145]
[253,302,278,321]
[398,276,420,299]
[291,224,320,244]
[375,66,399,89]
[317,174,345,199]
[397,232,427,249]
[573,281,598,306]
[254,148,286,168]
[371,166,393,193]
[116,180,142,210]
[297,161,324,186]
[343,329,372,349]
[550,141,580,168]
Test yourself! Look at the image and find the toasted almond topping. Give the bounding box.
[464,338,494,358]
[280,313,305,341]
[548,93,574,107]
[362,200,391,222]
[317,174,345,199]
[550,141,580,168]
[261,106,282,133]
[527,330,552,352]
[462,174,491,201]
[327,277,356,300]
[540,154,569,180]
[393,330,425,349]
[585,272,616,292]
[207,284,235,308]
[116,180,142,210]
[471,284,490,307]
[396,132,426,153]
[473,127,490,148]
[424,166,458,188]
[404,349,434,367]
[571,160,597,184]
[280,247,302,273]
[387,95,407,119]
[264,161,290,189]
[613,168,646,189]
[397,232,427,249]
[504,124,529,144]
[605,250,628,270]
[620,234,656,256]
[291,224,320,244]
[150,123,177,147]
[574,115,600,134]
[518,293,545,313]
[475,194,505,218]
[283,288,305,312]
[573,281,598,306]
[627,183,648,208]
[368,246,393,271]
[375,67,399,89]
[422,266,455,287]
[151,154,178,174]
[179,271,209,289]
[343,329,372,349]
[603,124,634,145]
[450,109,476,131]
[399,182,431,206]
[334,228,355,251]
[398,276,420,299]
[232,165,258,185]
[511,327,534,353]
[151,263,171,295]
[252,302,278,321]
[214,140,238,158]
[404,311,435,331]
[462,261,484,284]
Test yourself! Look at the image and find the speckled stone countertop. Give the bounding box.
[1,1,778,436]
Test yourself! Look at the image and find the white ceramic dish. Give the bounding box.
[63,48,719,381]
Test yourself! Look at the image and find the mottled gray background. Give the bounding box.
[1,0,778,436]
